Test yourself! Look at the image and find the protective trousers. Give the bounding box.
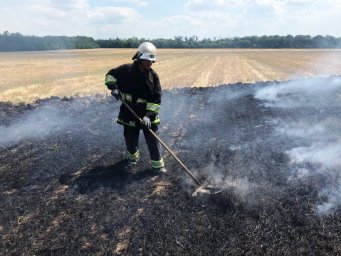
[123,125,164,168]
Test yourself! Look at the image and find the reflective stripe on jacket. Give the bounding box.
[105,61,162,127]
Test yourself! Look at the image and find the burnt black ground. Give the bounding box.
[0,77,340,255]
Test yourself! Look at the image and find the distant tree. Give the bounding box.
[124,37,140,48]
[173,36,184,48]
[283,34,294,48]
[293,35,312,48]
[201,38,214,48]
[74,36,99,49]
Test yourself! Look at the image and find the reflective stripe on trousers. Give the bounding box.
[123,125,164,167]
[151,158,164,168]
[127,150,140,161]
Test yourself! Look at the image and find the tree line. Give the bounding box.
[1,31,341,51]
[0,31,99,51]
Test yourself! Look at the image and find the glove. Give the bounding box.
[105,75,117,90]
[111,89,121,101]
[142,116,151,129]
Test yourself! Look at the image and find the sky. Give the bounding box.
[1,0,340,39]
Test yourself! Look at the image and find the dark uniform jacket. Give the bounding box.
[105,61,161,127]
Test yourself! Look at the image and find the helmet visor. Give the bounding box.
[139,52,156,62]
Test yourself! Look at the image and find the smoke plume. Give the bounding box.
[255,76,341,214]
[0,104,73,147]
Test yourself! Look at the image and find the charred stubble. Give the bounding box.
[0,77,340,255]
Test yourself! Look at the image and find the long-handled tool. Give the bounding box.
[115,91,221,196]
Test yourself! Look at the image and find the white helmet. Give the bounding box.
[132,42,157,62]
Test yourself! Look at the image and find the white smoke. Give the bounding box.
[255,76,341,108]
[317,181,341,215]
[0,105,73,147]
[288,142,341,169]
[255,76,341,215]
[279,117,341,169]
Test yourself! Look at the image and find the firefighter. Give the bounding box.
[105,42,166,173]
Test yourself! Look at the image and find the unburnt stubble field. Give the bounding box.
[1,48,341,102]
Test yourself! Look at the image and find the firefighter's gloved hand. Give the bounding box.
[111,89,121,101]
[142,116,151,129]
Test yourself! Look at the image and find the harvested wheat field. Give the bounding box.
[0,49,341,255]
[1,49,341,102]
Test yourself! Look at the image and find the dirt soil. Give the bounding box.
[0,77,340,255]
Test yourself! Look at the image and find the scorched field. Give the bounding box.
[0,49,341,255]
